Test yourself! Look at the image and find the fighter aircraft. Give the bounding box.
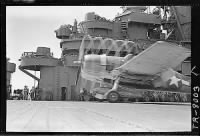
[75,36,191,103]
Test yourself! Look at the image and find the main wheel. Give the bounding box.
[107,91,120,103]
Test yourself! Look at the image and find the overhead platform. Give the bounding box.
[20,57,60,71]
[19,47,61,71]
[18,47,75,101]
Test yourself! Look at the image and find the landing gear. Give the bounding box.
[107,91,120,103]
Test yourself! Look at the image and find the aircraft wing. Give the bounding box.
[116,41,191,76]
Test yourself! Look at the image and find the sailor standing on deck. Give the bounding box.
[80,88,87,101]
[28,87,32,101]
[30,86,35,100]
[23,85,28,100]
[80,88,84,101]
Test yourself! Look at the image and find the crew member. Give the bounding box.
[35,88,41,100]
[27,87,32,101]
[23,85,29,100]
[30,86,35,100]
[79,88,87,101]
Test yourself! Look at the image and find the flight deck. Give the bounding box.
[7,100,191,132]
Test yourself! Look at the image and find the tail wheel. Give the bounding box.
[107,91,120,103]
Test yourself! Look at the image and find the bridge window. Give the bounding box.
[62,49,78,56]
[107,51,116,56]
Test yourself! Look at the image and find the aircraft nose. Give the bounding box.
[83,54,106,73]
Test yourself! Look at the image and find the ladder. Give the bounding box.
[121,21,128,38]
[121,21,128,30]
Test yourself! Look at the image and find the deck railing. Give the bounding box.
[21,52,54,58]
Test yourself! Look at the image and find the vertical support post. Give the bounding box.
[34,69,36,88]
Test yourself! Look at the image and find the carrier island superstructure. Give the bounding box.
[18,6,191,101]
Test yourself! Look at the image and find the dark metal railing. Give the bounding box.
[21,52,54,58]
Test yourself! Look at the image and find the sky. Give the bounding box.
[6,6,123,90]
